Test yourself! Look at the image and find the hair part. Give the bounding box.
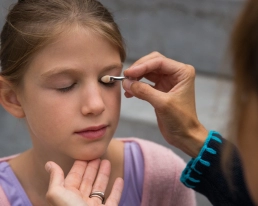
[0,0,126,86]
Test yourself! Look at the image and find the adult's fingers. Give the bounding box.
[105,177,124,206]
[45,161,65,189]
[90,160,111,204]
[125,52,165,83]
[45,161,89,206]
[129,51,164,68]
[122,79,167,109]
[124,55,186,81]
[64,160,88,189]
[79,159,101,196]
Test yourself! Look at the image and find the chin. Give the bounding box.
[73,149,107,161]
[68,139,111,160]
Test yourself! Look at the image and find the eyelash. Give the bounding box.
[57,81,116,93]
[99,80,117,87]
[57,83,77,93]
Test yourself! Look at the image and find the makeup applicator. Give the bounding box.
[101,75,127,83]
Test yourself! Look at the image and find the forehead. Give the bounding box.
[25,27,122,77]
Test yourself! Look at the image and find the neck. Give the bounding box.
[9,147,75,204]
[8,139,124,204]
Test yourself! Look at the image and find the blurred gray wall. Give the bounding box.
[1,0,245,76]
[101,0,245,76]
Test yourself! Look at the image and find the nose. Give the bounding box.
[80,83,105,116]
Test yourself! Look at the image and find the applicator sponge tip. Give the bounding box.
[101,75,111,83]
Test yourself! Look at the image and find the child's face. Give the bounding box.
[18,27,122,160]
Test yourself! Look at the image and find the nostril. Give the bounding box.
[81,97,105,116]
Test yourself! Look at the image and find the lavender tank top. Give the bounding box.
[119,141,144,206]
[0,141,144,206]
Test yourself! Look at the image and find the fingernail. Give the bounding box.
[45,162,52,173]
[123,79,134,92]
[123,68,129,76]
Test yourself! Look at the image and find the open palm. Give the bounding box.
[45,159,123,206]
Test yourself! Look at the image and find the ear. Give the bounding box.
[0,76,25,118]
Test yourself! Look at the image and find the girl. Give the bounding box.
[0,0,195,205]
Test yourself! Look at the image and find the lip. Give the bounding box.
[75,125,107,140]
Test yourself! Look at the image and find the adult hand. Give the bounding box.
[122,52,208,157]
[45,159,123,206]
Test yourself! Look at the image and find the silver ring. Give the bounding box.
[89,191,105,203]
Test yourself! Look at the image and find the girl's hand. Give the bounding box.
[45,159,123,206]
[123,52,208,157]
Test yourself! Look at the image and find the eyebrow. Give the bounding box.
[40,63,123,79]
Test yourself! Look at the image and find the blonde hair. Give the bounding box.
[0,0,126,86]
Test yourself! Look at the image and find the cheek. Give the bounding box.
[104,86,121,113]
[21,89,76,141]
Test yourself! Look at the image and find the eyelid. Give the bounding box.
[99,79,117,87]
[57,83,77,92]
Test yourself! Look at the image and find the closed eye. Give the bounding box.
[99,79,117,87]
[57,83,77,92]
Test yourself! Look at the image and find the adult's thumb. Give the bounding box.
[45,161,64,188]
[123,79,164,108]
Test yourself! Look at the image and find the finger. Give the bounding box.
[45,161,65,189]
[79,159,101,195]
[129,51,164,68]
[64,160,87,189]
[105,177,124,206]
[124,56,186,80]
[122,79,167,108]
[90,160,111,203]
[124,91,133,98]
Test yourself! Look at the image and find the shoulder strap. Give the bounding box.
[0,154,19,163]
[0,186,11,206]
[0,154,19,205]
[118,137,196,206]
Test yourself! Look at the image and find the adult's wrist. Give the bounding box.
[178,125,208,158]
[180,130,223,189]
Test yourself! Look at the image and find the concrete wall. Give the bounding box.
[101,0,245,76]
[0,0,245,75]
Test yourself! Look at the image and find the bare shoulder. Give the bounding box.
[106,139,124,173]
[108,138,124,157]
[104,139,125,198]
